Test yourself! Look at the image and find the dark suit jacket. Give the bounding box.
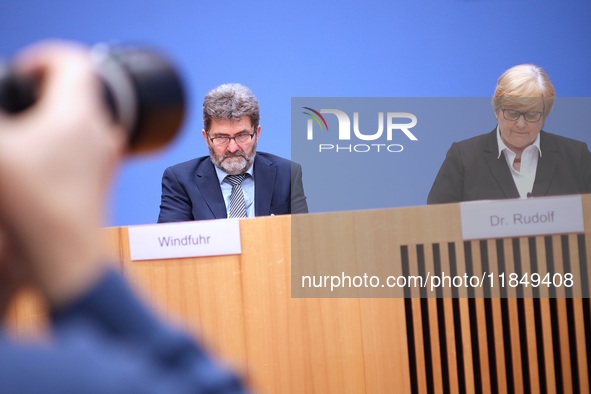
[158,152,308,222]
[427,129,591,204]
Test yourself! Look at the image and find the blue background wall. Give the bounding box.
[2,0,590,225]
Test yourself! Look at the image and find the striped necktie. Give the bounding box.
[226,174,247,218]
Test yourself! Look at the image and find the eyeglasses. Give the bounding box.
[501,109,543,123]
[207,132,256,146]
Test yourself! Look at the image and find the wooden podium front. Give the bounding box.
[7,195,591,393]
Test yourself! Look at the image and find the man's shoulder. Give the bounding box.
[256,152,300,167]
[166,156,211,172]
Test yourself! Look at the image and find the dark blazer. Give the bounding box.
[427,129,591,204]
[158,152,308,222]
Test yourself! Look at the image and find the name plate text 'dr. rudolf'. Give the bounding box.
[460,195,584,241]
[128,219,242,261]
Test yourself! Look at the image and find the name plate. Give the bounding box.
[460,195,584,240]
[128,219,242,261]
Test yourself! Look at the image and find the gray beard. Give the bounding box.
[210,145,257,175]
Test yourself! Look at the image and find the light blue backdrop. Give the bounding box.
[2,0,590,225]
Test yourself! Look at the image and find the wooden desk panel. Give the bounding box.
[6,196,591,393]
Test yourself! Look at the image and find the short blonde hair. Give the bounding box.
[492,64,555,119]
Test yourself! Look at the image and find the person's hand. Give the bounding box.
[0,41,125,308]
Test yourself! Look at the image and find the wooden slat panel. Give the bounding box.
[424,245,445,394]
[438,243,460,394]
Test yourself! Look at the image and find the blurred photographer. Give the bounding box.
[0,41,247,393]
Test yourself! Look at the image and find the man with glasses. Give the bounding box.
[428,64,591,204]
[158,83,308,222]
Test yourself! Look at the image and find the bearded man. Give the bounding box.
[158,83,308,222]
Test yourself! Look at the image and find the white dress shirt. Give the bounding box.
[496,126,541,198]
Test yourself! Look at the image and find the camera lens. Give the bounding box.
[0,62,36,114]
[0,45,186,154]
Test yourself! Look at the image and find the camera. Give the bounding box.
[0,44,186,154]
